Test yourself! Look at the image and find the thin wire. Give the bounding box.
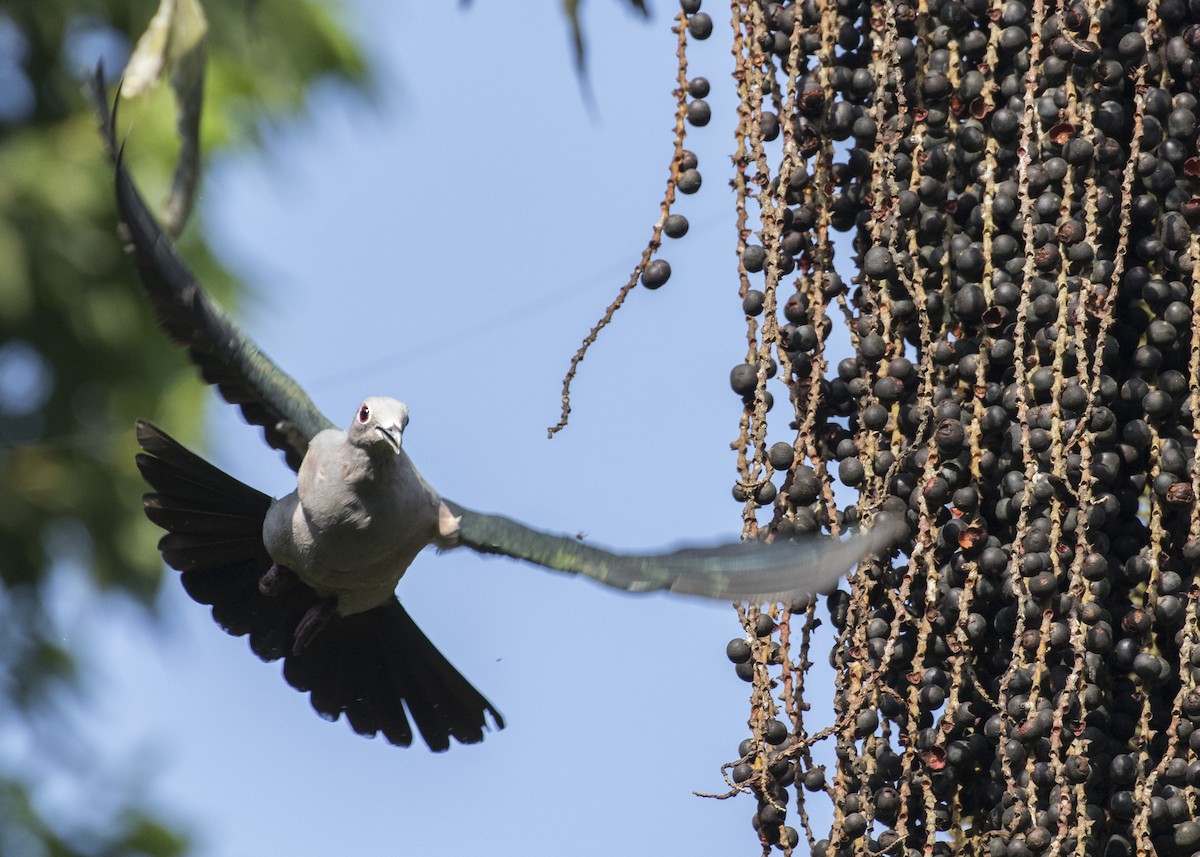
[310,208,728,392]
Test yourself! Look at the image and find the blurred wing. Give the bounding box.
[88,66,333,470]
[445,500,900,602]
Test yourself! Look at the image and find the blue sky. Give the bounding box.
[71,2,855,854]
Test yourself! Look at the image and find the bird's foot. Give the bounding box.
[293,598,336,654]
[259,563,296,597]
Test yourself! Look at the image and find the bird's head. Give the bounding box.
[348,397,409,457]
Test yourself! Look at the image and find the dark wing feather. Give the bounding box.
[446,501,902,602]
[90,67,333,470]
[135,419,319,645]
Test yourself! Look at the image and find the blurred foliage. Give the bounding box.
[122,0,210,236]
[0,1,365,853]
[562,0,648,69]
[461,0,649,69]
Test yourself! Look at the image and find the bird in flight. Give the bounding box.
[92,70,898,751]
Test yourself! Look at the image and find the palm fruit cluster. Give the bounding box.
[644,0,1200,854]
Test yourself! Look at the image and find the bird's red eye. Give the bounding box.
[358,404,370,423]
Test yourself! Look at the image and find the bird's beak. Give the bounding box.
[376,425,403,453]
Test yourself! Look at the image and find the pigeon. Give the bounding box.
[94,69,900,750]
[135,412,505,750]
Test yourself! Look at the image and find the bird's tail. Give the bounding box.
[284,600,505,751]
[134,420,503,750]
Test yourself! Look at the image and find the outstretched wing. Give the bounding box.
[89,66,333,470]
[93,67,894,601]
[445,501,899,601]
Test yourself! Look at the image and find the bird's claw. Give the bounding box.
[259,563,295,597]
[293,598,335,654]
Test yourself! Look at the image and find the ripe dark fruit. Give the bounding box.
[677,168,703,194]
[768,441,794,469]
[726,638,752,663]
[760,112,780,141]
[687,99,712,126]
[838,457,865,486]
[754,613,776,637]
[764,719,788,744]
[664,213,689,238]
[742,289,765,316]
[863,246,896,279]
[687,12,713,39]
[730,363,757,395]
[641,259,671,289]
